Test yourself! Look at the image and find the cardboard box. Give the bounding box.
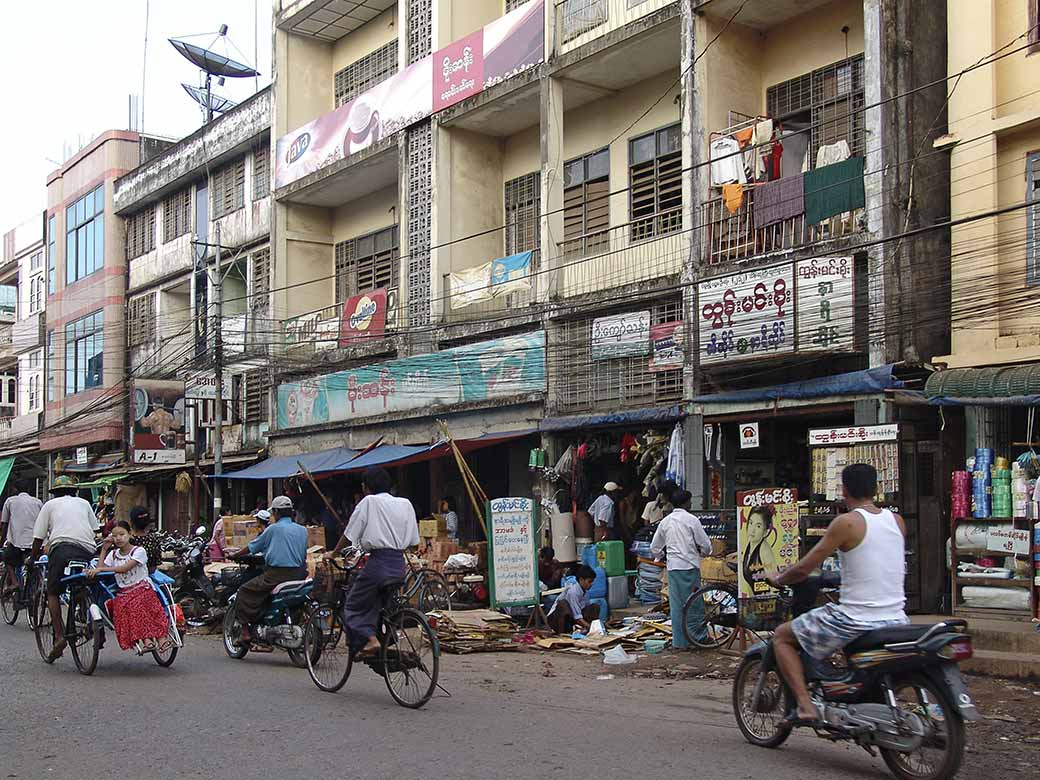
[224,516,259,548]
[419,519,440,539]
[306,525,325,551]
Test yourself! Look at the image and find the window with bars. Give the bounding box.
[766,55,865,168]
[244,368,270,424]
[1027,152,1040,286]
[250,247,270,311]
[506,0,529,11]
[629,123,681,242]
[128,293,157,347]
[505,172,540,255]
[335,40,398,107]
[127,206,156,259]
[560,0,608,43]
[1030,1,1040,55]
[335,226,400,302]
[163,189,191,243]
[211,158,246,219]
[253,145,270,200]
[554,299,683,413]
[563,149,610,257]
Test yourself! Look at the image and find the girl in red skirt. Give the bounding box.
[89,521,169,651]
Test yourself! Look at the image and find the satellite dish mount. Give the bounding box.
[170,25,259,124]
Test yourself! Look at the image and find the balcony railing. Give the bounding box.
[700,184,864,267]
[556,0,674,52]
[556,214,685,298]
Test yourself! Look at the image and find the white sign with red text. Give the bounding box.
[699,264,794,365]
[808,424,899,446]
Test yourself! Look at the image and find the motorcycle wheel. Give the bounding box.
[287,604,314,668]
[732,654,793,748]
[880,674,965,780]
[177,591,214,627]
[222,604,249,659]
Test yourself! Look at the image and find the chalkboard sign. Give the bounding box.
[487,497,539,609]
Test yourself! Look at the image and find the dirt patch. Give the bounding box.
[962,674,1040,774]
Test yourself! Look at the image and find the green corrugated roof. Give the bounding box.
[925,364,1040,400]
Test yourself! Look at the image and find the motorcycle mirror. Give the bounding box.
[195,525,207,536]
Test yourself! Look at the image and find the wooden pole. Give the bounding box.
[437,420,488,538]
[296,461,343,528]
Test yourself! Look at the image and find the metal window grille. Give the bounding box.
[162,189,191,243]
[335,40,398,107]
[335,226,400,303]
[253,145,270,200]
[553,299,683,413]
[1030,0,1040,55]
[1028,152,1040,285]
[766,55,865,167]
[629,123,682,242]
[505,172,540,255]
[408,0,432,64]
[127,206,156,259]
[560,0,608,43]
[407,121,433,325]
[506,0,529,11]
[211,158,246,219]
[128,293,156,347]
[244,368,269,424]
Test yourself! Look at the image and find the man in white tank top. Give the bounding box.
[767,463,909,725]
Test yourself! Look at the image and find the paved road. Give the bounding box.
[0,620,935,780]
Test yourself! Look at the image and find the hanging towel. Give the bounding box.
[710,137,746,186]
[722,183,744,214]
[803,156,865,225]
[754,175,805,228]
[815,139,851,169]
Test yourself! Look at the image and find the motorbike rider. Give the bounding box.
[229,495,307,644]
[29,476,99,662]
[766,463,908,726]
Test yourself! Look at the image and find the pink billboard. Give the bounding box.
[275,0,544,190]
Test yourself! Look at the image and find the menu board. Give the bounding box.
[487,497,539,608]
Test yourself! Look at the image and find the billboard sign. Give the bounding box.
[132,380,186,465]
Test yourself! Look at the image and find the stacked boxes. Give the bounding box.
[223,515,261,549]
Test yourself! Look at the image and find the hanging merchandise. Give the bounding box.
[703,424,714,465]
[554,445,575,482]
[619,434,639,463]
[665,422,685,487]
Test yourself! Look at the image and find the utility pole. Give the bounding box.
[212,222,223,520]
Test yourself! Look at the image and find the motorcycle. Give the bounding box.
[732,574,979,780]
[171,527,259,627]
[221,554,315,668]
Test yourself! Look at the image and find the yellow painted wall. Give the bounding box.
[759,0,863,92]
[701,18,762,137]
[436,0,501,49]
[558,0,674,55]
[994,127,1040,337]
[332,185,400,243]
[331,8,398,74]
[502,124,540,183]
[284,33,333,130]
[993,0,1040,119]
[443,127,505,273]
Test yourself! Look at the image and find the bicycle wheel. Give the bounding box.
[0,565,18,625]
[418,571,452,613]
[33,585,55,662]
[381,607,439,709]
[683,585,738,649]
[25,568,40,631]
[68,588,101,676]
[153,624,180,668]
[222,602,249,659]
[305,604,353,692]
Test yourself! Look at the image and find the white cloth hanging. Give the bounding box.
[665,422,685,487]
[710,137,747,186]
[816,139,851,169]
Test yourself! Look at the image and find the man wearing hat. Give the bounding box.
[230,495,308,644]
[30,476,99,661]
[589,481,622,541]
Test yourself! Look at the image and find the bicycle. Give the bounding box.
[304,552,440,709]
[401,558,451,613]
[1,556,43,629]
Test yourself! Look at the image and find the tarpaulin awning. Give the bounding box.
[74,474,128,490]
[0,456,14,496]
[692,364,903,404]
[540,406,684,432]
[215,446,358,480]
[925,364,1040,406]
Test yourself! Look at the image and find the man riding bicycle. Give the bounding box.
[767,463,908,726]
[29,476,99,662]
[1,481,43,596]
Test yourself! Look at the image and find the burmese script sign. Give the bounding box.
[591,311,650,360]
[795,257,855,353]
[487,497,539,608]
[699,265,794,365]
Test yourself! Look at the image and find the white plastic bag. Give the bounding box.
[602,646,637,665]
[587,619,605,638]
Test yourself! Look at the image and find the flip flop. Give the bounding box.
[353,646,380,662]
[782,708,822,728]
[46,641,67,664]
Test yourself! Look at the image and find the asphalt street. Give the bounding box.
[0,620,969,780]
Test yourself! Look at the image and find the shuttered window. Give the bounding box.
[128,293,156,347]
[334,226,399,302]
[250,247,270,310]
[629,123,681,242]
[211,158,246,218]
[127,206,156,259]
[1028,152,1040,286]
[162,189,191,243]
[244,368,269,423]
[504,172,540,255]
[562,149,610,257]
[253,145,270,200]
[334,40,398,108]
[1030,0,1040,55]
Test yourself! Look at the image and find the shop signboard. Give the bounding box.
[795,257,855,352]
[698,264,795,365]
[75,447,88,465]
[275,1,545,189]
[986,526,1029,556]
[131,380,186,465]
[276,331,545,429]
[591,311,650,360]
[284,304,341,352]
[487,496,539,608]
[739,422,759,449]
[808,424,899,446]
[340,287,388,345]
[648,320,684,372]
[736,488,800,599]
[182,371,232,401]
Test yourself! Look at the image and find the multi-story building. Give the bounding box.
[113,88,273,528]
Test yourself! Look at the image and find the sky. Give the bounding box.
[0,0,272,234]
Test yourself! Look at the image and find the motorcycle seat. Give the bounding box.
[271,578,313,595]
[845,624,932,653]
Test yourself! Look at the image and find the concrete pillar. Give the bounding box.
[539,75,564,303]
[684,413,705,510]
[862,0,888,368]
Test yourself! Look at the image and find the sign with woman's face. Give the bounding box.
[736,488,799,599]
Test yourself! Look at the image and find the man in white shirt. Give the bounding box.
[589,481,621,541]
[650,489,713,649]
[1,481,43,595]
[30,475,99,661]
[325,467,419,657]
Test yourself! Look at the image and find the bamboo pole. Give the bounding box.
[296,461,343,528]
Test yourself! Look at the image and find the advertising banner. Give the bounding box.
[132,380,186,465]
[340,287,388,345]
[699,264,794,365]
[275,0,545,189]
[591,311,650,360]
[795,256,855,352]
[736,487,799,599]
[277,331,545,429]
[648,320,683,372]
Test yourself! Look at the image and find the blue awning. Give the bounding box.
[540,405,684,432]
[692,364,903,404]
[217,446,358,480]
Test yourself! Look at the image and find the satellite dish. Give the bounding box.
[181,83,238,115]
[169,39,259,79]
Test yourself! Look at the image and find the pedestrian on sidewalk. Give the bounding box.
[650,490,713,649]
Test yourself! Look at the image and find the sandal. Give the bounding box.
[782,706,822,728]
[46,640,67,663]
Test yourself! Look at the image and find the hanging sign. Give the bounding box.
[591,311,650,360]
[76,447,88,466]
[739,422,759,449]
[795,257,855,352]
[736,488,800,599]
[986,526,1029,556]
[649,320,684,371]
[340,287,388,345]
[698,264,794,364]
[808,424,899,446]
[487,497,539,608]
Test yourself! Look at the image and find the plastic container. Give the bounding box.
[551,512,577,563]
[588,566,608,599]
[608,575,629,609]
[596,540,626,577]
[580,543,598,569]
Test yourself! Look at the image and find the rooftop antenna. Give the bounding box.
[169,24,259,124]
